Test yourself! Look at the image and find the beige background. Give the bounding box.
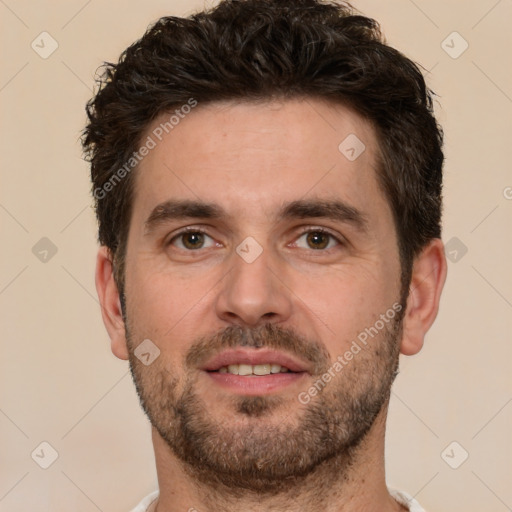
[1,1,511,511]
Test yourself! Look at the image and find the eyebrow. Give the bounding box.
[143,198,369,234]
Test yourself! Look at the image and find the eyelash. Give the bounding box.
[167,226,343,252]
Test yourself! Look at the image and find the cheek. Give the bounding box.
[289,260,400,349]
[124,264,200,356]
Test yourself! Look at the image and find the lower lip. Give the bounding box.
[204,371,306,395]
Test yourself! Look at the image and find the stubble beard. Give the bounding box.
[126,316,402,495]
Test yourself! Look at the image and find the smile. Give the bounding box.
[211,363,293,375]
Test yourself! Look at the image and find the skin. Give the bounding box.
[95,98,447,512]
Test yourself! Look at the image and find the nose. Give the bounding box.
[214,240,293,328]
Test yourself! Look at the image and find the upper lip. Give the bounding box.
[201,348,310,373]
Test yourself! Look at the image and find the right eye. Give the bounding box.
[167,228,217,251]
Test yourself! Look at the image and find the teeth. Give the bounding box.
[227,364,239,375]
[254,364,271,375]
[216,364,291,375]
[270,364,282,374]
[238,364,253,376]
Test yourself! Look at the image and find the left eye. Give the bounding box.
[169,230,216,250]
[294,230,340,250]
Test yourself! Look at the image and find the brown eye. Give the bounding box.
[181,232,205,249]
[306,231,330,250]
[168,230,216,250]
[294,229,340,251]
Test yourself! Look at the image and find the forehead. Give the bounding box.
[130,98,388,229]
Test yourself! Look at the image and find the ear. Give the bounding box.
[400,238,447,356]
[95,246,129,360]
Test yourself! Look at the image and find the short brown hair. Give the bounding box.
[82,0,443,303]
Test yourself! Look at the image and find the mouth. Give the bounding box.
[200,349,309,395]
[209,363,295,375]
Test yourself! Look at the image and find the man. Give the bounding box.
[83,0,447,510]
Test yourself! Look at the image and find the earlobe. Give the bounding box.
[95,246,130,360]
[400,238,447,356]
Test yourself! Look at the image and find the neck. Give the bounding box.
[150,405,405,512]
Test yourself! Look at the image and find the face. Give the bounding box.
[122,98,404,491]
